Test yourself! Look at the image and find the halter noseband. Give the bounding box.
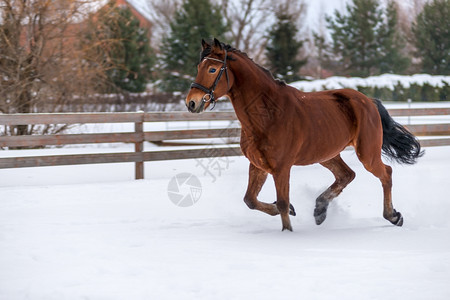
[190,49,229,110]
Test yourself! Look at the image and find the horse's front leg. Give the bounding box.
[273,167,293,231]
[243,163,279,216]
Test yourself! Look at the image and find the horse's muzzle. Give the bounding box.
[187,99,205,113]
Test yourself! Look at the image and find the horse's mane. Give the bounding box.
[200,42,286,86]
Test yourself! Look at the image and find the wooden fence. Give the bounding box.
[0,108,449,179]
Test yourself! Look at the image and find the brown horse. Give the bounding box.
[186,38,422,231]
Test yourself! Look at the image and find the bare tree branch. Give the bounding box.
[145,0,180,47]
[0,0,120,136]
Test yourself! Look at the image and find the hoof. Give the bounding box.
[390,210,403,227]
[314,207,327,225]
[289,203,296,216]
[282,224,293,232]
[272,202,297,216]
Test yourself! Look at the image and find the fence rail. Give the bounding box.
[0,111,238,125]
[0,128,242,148]
[1,108,449,179]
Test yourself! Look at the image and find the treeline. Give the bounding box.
[1,0,449,124]
[156,0,449,92]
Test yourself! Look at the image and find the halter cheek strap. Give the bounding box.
[190,49,229,110]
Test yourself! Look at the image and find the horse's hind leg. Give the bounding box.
[244,163,279,216]
[356,145,403,226]
[314,154,356,225]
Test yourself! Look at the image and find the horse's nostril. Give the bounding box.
[189,100,196,110]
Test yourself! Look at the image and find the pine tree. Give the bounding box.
[378,1,410,74]
[160,0,228,92]
[312,31,332,79]
[326,0,380,77]
[110,7,154,92]
[265,10,307,83]
[412,0,450,75]
[88,1,154,93]
[327,0,409,77]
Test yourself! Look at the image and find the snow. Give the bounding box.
[1,145,450,299]
[1,100,450,299]
[125,0,153,23]
[290,74,450,92]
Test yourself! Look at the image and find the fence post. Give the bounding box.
[135,111,144,180]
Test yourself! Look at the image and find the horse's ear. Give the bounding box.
[213,38,222,50]
[201,39,210,50]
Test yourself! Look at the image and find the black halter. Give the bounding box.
[190,49,229,110]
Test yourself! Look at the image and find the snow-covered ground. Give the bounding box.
[1,100,450,299]
[1,143,450,299]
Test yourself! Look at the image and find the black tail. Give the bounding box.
[373,99,424,164]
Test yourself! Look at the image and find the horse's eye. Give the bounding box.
[209,68,217,73]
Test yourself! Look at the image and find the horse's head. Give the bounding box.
[186,38,234,113]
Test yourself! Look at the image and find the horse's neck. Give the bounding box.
[228,58,283,129]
